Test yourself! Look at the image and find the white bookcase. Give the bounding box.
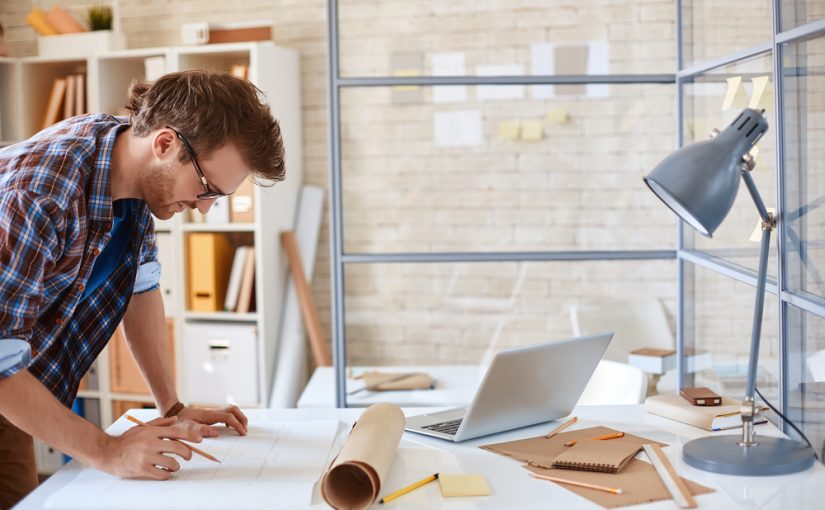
[0,42,302,446]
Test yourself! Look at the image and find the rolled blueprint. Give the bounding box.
[321,403,405,510]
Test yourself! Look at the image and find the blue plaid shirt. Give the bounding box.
[0,114,160,406]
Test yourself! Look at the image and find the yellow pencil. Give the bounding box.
[530,472,623,495]
[379,473,439,504]
[564,431,624,447]
[126,415,221,463]
[545,416,577,438]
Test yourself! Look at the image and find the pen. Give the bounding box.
[564,431,624,447]
[545,416,577,438]
[379,473,439,504]
[126,415,221,463]
[530,473,623,495]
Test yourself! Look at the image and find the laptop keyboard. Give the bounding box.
[422,418,463,435]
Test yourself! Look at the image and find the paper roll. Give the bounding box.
[321,403,405,510]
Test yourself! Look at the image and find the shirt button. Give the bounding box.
[55,318,63,325]
[92,248,100,256]
[104,222,112,230]
[77,283,86,292]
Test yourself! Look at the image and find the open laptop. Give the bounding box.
[405,332,613,442]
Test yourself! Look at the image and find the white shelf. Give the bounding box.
[109,393,156,403]
[76,390,101,399]
[182,223,256,232]
[184,311,259,322]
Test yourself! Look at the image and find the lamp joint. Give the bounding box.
[762,212,776,231]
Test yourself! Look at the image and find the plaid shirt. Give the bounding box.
[0,114,159,406]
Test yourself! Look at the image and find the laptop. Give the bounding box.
[405,332,613,442]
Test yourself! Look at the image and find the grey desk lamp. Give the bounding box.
[643,108,815,475]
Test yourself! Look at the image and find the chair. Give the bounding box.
[570,297,674,364]
[577,360,648,406]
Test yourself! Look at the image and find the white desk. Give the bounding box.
[19,405,825,509]
[297,365,481,408]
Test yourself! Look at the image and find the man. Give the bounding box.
[0,70,285,508]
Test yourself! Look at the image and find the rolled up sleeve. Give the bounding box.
[0,339,32,378]
[134,217,160,294]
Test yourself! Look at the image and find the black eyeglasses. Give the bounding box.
[167,126,229,200]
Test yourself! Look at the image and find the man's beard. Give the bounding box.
[140,162,179,220]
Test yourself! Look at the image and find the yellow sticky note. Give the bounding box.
[722,76,742,110]
[546,108,569,124]
[749,76,770,109]
[521,120,543,141]
[392,69,420,91]
[438,474,491,497]
[749,207,776,242]
[498,120,521,140]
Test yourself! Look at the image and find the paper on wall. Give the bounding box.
[476,64,524,100]
[434,110,482,146]
[432,52,467,103]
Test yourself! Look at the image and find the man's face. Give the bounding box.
[142,138,252,220]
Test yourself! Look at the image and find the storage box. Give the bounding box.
[109,319,176,394]
[183,323,258,405]
[38,30,125,58]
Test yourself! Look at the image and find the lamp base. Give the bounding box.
[683,435,815,475]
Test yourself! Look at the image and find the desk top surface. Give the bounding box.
[19,405,825,510]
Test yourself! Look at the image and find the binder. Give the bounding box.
[63,74,75,119]
[187,233,233,312]
[224,246,249,311]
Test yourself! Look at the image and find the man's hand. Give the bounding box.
[96,417,202,480]
[176,405,249,437]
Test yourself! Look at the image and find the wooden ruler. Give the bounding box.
[642,444,697,508]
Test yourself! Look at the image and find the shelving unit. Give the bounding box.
[0,42,302,452]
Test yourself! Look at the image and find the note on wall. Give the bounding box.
[434,111,482,146]
[722,76,743,111]
[476,64,525,101]
[432,52,467,103]
[748,76,770,109]
[498,120,521,140]
[530,41,609,98]
[391,52,422,104]
[520,120,543,141]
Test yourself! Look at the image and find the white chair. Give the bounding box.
[577,360,648,406]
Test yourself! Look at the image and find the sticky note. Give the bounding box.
[749,76,770,109]
[521,120,543,141]
[498,120,521,140]
[438,474,491,497]
[546,108,569,124]
[749,207,776,242]
[721,76,742,110]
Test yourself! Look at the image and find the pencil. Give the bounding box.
[530,472,623,495]
[379,473,439,504]
[545,416,577,438]
[125,415,221,463]
[564,431,624,447]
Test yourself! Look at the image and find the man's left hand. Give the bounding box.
[175,405,248,437]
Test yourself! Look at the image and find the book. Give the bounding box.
[74,73,85,115]
[644,393,768,431]
[25,8,58,36]
[63,74,75,119]
[44,5,86,34]
[42,77,67,129]
[551,439,642,474]
[235,246,255,313]
[224,246,249,311]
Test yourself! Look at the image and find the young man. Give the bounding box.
[0,70,285,508]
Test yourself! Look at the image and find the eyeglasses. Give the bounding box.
[167,126,229,200]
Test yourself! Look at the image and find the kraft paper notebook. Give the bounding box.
[525,459,714,509]
[321,403,405,510]
[481,426,665,471]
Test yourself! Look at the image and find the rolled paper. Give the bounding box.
[322,403,405,510]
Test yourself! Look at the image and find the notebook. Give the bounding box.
[361,371,434,391]
[552,439,642,473]
[644,393,768,431]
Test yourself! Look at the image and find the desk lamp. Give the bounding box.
[643,107,816,475]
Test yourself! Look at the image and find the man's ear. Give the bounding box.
[152,128,178,161]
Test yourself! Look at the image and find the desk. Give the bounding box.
[297,365,481,408]
[19,405,825,509]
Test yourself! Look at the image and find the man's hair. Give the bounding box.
[125,70,285,183]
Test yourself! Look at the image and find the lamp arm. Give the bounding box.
[739,168,774,446]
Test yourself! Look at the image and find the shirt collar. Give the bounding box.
[87,119,129,224]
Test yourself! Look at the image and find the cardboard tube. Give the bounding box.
[322,403,405,509]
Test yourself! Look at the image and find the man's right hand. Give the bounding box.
[96,416,204,480]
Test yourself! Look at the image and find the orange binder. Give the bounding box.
[187,233,233,312]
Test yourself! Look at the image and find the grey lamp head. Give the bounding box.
[643,108,769,237]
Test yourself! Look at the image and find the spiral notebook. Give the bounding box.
[551,439,642,473]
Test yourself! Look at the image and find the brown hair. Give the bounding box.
[125,70,285,183]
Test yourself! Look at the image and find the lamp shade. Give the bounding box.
[643,108,768,237]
